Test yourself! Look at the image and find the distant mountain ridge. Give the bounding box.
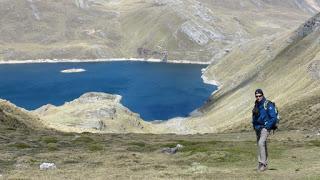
[0,0,319,62]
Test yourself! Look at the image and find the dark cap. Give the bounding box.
[255,89,264,95]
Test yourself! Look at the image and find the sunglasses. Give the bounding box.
[255,95,263,98]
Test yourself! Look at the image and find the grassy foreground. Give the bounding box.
[0,126,319,180]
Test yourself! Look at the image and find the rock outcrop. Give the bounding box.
[74,0,90,9]
[180,22,210,46]
[33,92,153,133]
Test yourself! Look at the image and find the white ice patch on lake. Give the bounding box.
[60,68,86,73]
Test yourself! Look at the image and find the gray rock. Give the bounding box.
[193,2,214,22]
[74,92,121,104]
[97,120,106,130]
[153,0,182,6]
[74,0,89,9]
[27,0,41,20]
[307,60,320,80]
[40,162,57,170]
[294,0,319,14]
[161,144,184,154]
[305,135,311,138]
[296,13,320,38]
[180,22,209,46]
[203,28,225,41]
[82,108,117,119]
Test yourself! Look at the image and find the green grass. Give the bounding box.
[72,136,96,145]
[309,140,320,147]
[8,142,32,149]
[174,140,257,166]
[63,160,80,164]
[126,144,157,152]
[177,140,219,153]
[88,143,104,151]
[47,143,59,151]
[41,136,58,144]
[128,141,146,147]
[0,159,15,169]
[1,127,320,179]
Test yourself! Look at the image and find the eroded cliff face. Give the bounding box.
[0,0,318,62]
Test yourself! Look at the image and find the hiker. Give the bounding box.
[252,89,277,171]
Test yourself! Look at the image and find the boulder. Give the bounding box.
[40,162,57,170]
[161,144,184,154]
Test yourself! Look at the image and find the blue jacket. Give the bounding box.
[252,97,277,130]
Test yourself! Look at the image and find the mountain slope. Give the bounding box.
[192,12,320,132]
[0,99,45,130]
[0,0,319,62]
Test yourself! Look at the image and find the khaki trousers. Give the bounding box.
[256,128,269,165]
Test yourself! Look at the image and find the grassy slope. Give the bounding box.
[1,85,319,179]
[0,100,46,130]
[0,0,314,61]
[194,14,320,132]
[0,83,319,179]
[0,127,320,179]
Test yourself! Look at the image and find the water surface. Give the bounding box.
[0,61,216,121]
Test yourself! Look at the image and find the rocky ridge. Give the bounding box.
[33,92,154,133]
[0,0,318,62]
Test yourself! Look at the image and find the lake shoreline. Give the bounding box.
[0,58,211,65]
[0,58,219,87]
[0,61,216,121]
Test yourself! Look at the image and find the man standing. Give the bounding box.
[252,89,277,171]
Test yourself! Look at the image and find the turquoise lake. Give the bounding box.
[0,61,216,121]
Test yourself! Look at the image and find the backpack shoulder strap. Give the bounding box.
[263,100,270,110]
[264,100,279,119]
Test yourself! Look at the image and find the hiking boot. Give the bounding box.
[259,164,268,172]
[257,162,263,171]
